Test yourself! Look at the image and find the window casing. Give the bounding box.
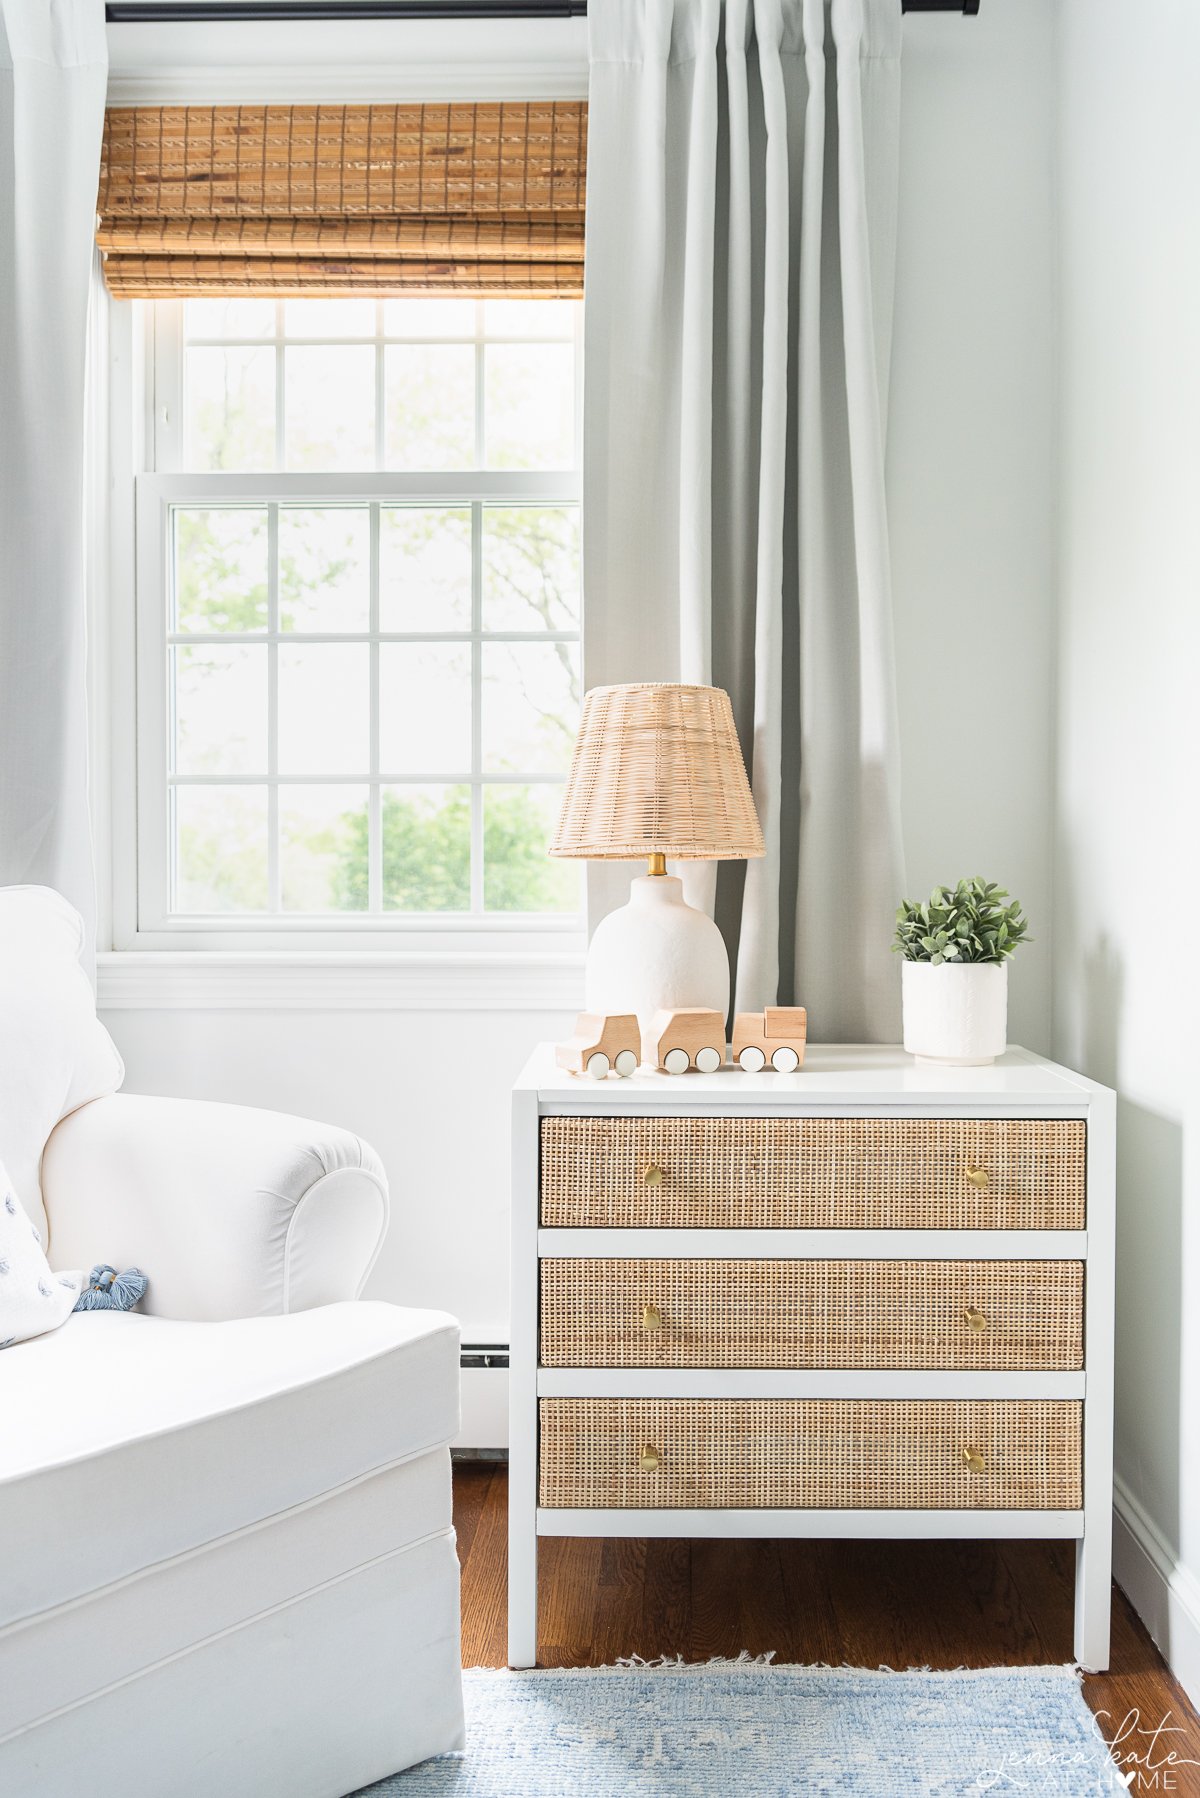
[126,296,584,952]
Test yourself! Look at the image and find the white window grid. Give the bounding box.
[128,299,584,949]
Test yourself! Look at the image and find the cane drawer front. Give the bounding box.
[539,1117,1086,1230]
[538,1397,1082,1510]
[538,1258,1085,1371]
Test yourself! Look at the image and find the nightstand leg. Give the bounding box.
[507,1490,537,1668]
[1074,1527,1113,1672]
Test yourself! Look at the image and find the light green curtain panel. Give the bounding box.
[583,0,905,1039]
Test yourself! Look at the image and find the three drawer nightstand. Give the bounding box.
[509,1044,1115,1671]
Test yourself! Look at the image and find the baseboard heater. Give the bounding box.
[457,1344,510,1452]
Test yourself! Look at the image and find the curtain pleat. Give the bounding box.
[583,0,903,1040]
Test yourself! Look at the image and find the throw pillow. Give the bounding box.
[0,1160,80,1350]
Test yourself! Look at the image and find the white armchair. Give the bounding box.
[0,890,465,1798]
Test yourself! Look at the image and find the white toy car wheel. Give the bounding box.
[663,1047,690,1075]
[738,1045,766,1072]
[771,1046,800,1073]
[694,1045,722,1073]
[613,1049,638,1077]
[585,1051,611,1079]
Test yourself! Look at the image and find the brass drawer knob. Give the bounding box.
[960,1445,987,1474]
[965,1164,990,1190]
[639,1444,661,1473]
[642,1303,664,1332]
[963,1306,988,1334]
[643,1162,664,1188]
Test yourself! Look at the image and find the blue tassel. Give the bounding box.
[73,1265,149,1312]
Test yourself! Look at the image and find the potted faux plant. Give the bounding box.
[893,878,1030,1066]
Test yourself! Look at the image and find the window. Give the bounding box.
[132,296,583,946]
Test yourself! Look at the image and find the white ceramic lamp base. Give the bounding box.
[584,874,730,1042]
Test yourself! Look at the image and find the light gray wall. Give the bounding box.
[888,0,1058,1054]
[1054,0,1200,1696]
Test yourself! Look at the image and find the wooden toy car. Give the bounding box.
[555,1012,640,1079]
[731,1006,807,1072]
[642,1008,726,1074]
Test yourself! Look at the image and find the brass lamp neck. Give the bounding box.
[647,852,668,877]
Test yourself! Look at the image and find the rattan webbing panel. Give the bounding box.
[539,1117,1086,1230]
[97,103,586,298]
[538,1398,1082,1510]
[539,1259,1085,1371]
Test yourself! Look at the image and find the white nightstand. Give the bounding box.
[509,1044,1115,1671]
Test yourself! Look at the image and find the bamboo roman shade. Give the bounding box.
[96,102,587,299]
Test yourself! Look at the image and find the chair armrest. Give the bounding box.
[41,1093,389,1321]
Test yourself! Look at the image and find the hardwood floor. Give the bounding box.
[455,1461,1200,1795]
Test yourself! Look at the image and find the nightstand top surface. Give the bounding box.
[516,1042,1105,1110]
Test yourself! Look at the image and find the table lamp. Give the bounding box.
[550,683,765,1031]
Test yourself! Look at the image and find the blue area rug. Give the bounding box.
[358,1659,1126,1796]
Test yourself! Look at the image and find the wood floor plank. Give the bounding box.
[592,1536,648,1667]
[538,1533,606,1666]
[452,1462,1200,1792]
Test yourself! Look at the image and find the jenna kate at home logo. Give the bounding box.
[974,1707,1200,1792]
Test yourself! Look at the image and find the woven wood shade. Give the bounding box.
[96,103,587,298]
[550,684,765,862]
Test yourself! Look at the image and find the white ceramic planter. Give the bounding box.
[901,960,1008,1066]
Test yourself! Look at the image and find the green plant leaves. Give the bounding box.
[892,876,1030,965]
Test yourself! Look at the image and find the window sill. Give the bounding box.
[96,948,586,1013]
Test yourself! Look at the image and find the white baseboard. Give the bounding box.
[1114,1473,1200,1709]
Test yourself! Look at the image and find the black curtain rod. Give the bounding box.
[106,1,978,22]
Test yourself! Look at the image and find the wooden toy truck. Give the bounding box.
[642,1007,726,1074]
[555,1013,641,1079]
[730,1006,807,1072]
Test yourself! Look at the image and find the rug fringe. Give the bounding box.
[614,1651,776,1670]
[464,1659,1085,1679]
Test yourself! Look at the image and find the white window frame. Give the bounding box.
[119,298,586,956]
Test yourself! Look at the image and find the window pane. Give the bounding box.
[483,785,578,913]
[379,643,471,776]
[173,507,268,633]
[280,784,369,912]
[382,784,470,912]
[384,298,475,338]
[285,298,375,338]
[174,786,268,912]
[173,645,267,776]
[484,299,575,339]
[185,299,275,340]
[482,641,578,774]
[482,506,579,632]
[380,507,471,632]
[279,507,370,633]
[185,346,275,471]
[278,643,369,775]
[484,343,573,469]
[384,344,474,469]
[285,346,375,470]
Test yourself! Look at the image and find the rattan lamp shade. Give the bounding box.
[550,684,765,863]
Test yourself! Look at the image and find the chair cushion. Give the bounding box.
[0,1300,459,1627]
[0,887,123,1242]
